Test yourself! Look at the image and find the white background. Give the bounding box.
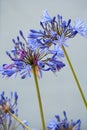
[0,0,87,129]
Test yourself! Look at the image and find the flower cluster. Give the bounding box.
[47,111,81,130]
[29,10,87,49]
[0,91,18,130]
[0,30,65,79]
[0,91,29,130]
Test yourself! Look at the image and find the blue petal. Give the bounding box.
[41,10,53,23]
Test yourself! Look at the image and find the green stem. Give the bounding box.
[9,111,30,130]
[62,46,87,109]
[32,66,46,130]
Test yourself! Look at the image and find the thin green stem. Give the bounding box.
[9,111,30,130]
[32,66,46,130]
[62,46,87,109]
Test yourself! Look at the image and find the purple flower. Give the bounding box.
[0,91,19,130]
[47,111,81,130]
[0,31,65,79]
[0,92,29,130]
[28,11,78,49]
[28,10,87,51]
[0,91,18,114]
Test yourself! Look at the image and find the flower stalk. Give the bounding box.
[32,65,46,130]
[9,111,31,130]
[62,45,87,109]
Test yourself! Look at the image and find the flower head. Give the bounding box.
[0,30,65,79]
[29,11,77,49]
[29,10,87,50]
[0,91,18,114]
[47,111,81,130]
[0,92,30,130]
[0,91,19,130]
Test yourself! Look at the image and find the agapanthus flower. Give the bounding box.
[0,91,18,130]
[47,111,81,130]
[0,92,30,130]
[0,30,65,79]
[0,91,18,114]
[28,10,87,49]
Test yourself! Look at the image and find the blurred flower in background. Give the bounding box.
[0,92,29,130]
[47,111,81,130]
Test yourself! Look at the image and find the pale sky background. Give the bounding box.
[0,0,87,130]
